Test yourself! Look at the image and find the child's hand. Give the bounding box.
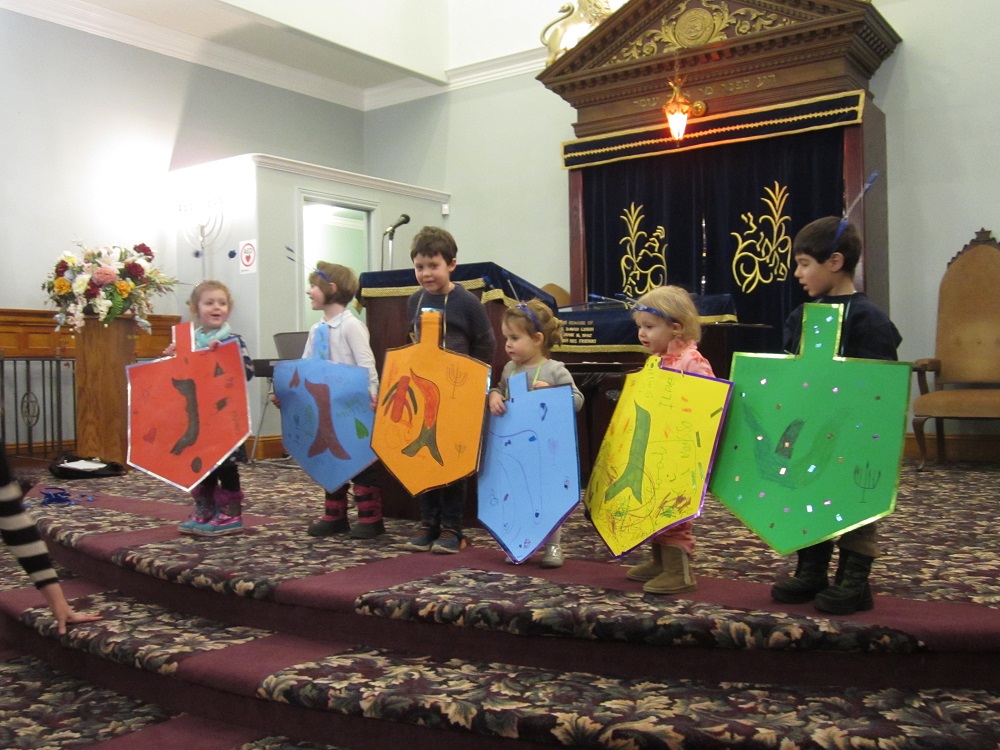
[206,340,221,350]
[270,393,281,409]
[534,380,551,389]
[369,393,377,411]
[488,391,507,416]
[163,342,176,357]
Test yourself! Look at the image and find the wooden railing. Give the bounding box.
[0,308,178,359]
[0,309,180,458]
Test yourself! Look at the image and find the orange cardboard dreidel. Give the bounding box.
[372,308,489,496]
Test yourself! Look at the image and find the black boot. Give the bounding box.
[771,541,834,604]
[813,550,874,615]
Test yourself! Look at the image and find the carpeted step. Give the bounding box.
[3,588,1000,750]
[354,566,923,653]
[0,645,342,750]
[21,484,1000,690]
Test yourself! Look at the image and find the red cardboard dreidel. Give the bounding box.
[372,308,489,496]
[127,321,251,490]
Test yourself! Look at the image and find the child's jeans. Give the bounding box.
[417,479,467,534]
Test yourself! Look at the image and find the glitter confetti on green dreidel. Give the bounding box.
[708,303,912,555]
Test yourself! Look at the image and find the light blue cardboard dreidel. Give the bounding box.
[273,357,376,493]
[478,372,580,563]
[709,303,912,555]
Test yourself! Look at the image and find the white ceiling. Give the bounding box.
[1,0,551,110]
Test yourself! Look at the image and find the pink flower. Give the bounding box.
[92,265,119,286]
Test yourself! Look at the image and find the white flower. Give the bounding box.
[44,240,177,332]
[91,297,113,318]
[71,273,91,295]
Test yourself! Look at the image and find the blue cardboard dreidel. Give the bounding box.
[478,372,580,563]
[709,303,912,555]
[273,357,376,493]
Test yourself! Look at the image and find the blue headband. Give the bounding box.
[633,303,678,324]
[517,303,543,333]
[831,171,879,250]
[313,268,331,283]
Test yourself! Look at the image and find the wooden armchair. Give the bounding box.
[912,229,1000,468]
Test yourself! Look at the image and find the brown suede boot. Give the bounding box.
[643,545,697,594]
[626,543,663,582]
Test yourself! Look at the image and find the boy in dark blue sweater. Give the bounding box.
[772,217,902,615]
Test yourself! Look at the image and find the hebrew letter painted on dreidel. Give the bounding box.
[273,358,376,493]
[709,303,912,555]
[372,308,490,496]
[584,356,732,558]
[127,321,251,491]
[478,372,580,563]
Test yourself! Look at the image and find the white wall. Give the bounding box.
[5,1,1000,438]
[0,10,364,317]
[447,0,630,68]
[364,72,578,289]
[221,0,450,81]
[870,0,1000,369]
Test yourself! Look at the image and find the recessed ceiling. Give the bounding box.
[2,0,443,107]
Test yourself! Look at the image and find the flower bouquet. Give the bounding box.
[42,241,178,333]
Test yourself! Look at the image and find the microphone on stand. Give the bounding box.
[383,214,410,236]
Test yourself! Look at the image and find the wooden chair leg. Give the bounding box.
[934,417,946,464]
[912,416,929,470]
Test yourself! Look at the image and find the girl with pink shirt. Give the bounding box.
[627,285,714,594]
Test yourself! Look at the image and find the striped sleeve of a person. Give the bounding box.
[0,480,59,589]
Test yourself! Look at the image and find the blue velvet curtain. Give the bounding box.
[582,127,845,352]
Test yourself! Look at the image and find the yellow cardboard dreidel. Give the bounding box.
[372,308,490,496]
[585,356,732,557]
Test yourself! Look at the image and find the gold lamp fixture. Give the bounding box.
[663,73,705,142]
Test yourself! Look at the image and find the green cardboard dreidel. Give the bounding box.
[709,303,912,555]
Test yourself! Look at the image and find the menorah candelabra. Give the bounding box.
[179,197,224,278]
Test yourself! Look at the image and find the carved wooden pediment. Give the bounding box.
[538,0,900,137]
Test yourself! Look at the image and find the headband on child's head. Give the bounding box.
[632,303,678,324]
[516,303,543,333]
[831,170,879,249]
[285,246,332,284]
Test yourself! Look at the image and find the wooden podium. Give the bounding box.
[74,318,137,464]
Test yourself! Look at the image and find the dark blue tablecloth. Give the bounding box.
[359,263,555,310]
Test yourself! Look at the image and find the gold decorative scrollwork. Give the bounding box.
[611,0,790,63]
[619,203,667,299]
[730,182,792,294]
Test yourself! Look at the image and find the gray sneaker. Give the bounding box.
[431,528,464,554]
[540,543,564,568]
[404,524,438,552]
